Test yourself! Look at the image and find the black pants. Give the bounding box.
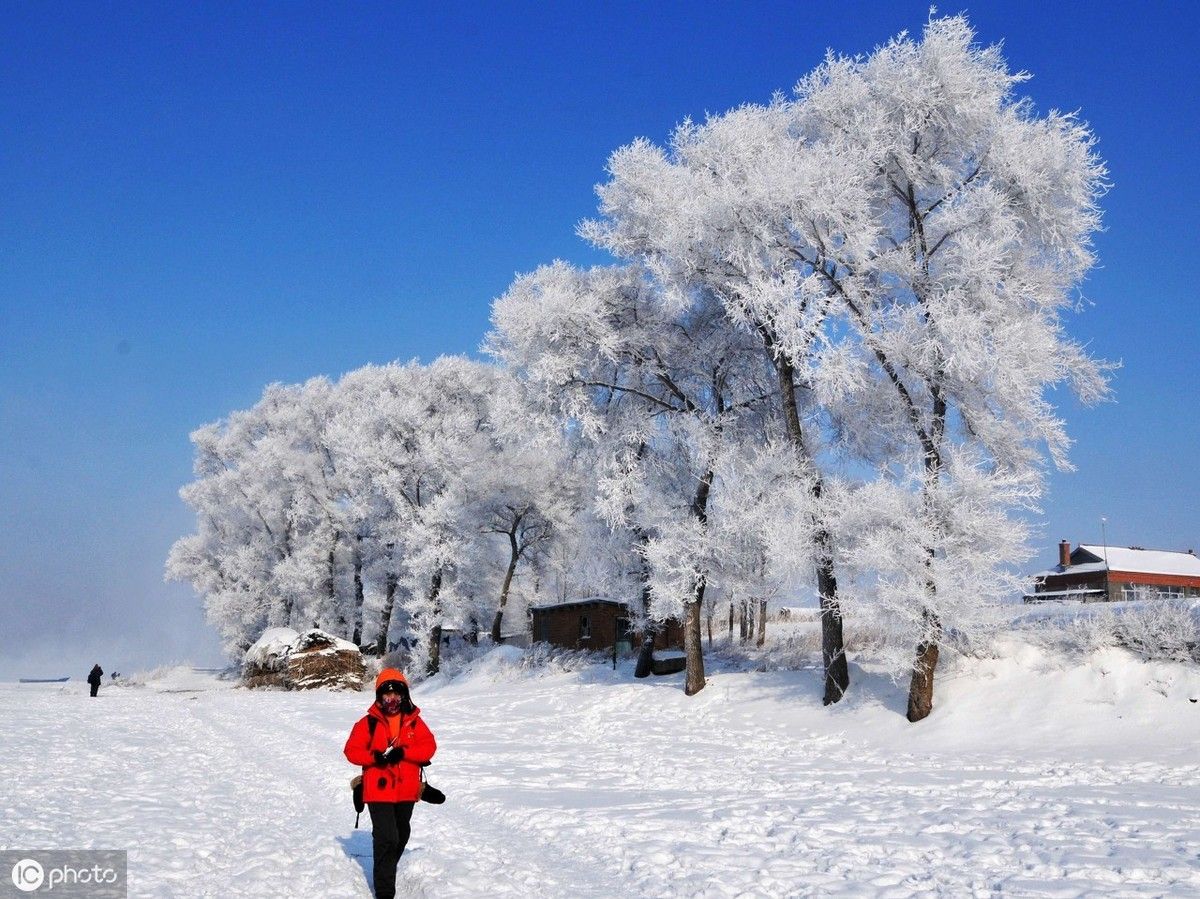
[367,801,414,899]
[89,683,99,697]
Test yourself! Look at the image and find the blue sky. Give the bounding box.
[1,1,1197,676]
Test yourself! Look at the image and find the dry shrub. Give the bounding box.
[287,646,365,690]
[843,620,898,655]
[286,631,365,690]
[241,667,288,689]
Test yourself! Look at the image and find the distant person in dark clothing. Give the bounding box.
[87,664,103,697]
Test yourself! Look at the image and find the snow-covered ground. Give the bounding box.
[3,641,1200,898]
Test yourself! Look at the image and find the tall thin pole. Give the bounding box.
[1101,516,1109,602]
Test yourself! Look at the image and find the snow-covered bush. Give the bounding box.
[711,611,947,674]
[1022,601,1200,663]
[412,644,613,685]
[515,644,614,676]
[1114,602,1200,661]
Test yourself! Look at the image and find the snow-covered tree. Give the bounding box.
[172,355,576,670]
[476,442,574,644]
[170,15,1108,723]
[329,356,573,673]
[790,16,1108,719]
[829,449,1039,673]
[157,373,354,658]
[583,14,1110,717]
[265,376,373,642]
[709,440,823,649]
[329,359,476,674]
[581,99,855,705]
[488,261,774,694]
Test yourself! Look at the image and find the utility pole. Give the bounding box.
[1101,516,1110,601]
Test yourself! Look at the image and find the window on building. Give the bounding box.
[1122,583,1153,601]
[579,615,591,640]
[1123,583,1185,601]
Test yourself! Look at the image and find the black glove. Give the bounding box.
[377,745,404,766]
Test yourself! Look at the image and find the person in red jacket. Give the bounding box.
[344,668,437,899]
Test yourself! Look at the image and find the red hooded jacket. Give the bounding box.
[345,673,437,803]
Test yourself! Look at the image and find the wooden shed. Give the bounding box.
[529,599,683,654]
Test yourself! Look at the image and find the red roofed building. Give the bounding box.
[1025,541,1200,603]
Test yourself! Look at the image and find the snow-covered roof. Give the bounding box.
[528,597,628,612]
[1077,545,1200,577]
[1032,545,1200,580]
[1030,560,1107,578]
[1022,588,1106,599]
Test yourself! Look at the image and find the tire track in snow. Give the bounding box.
[0,685,368,898]
[182,688,623,897]
[386,680,652,897]
[137,691,369,898]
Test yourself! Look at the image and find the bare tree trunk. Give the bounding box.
[681,468,713,695]
[905,395,946,721]
[491,528,520,644]
[747,599,755,641]
[773,353,849,705]
[904,393,946,721]
[326,529,343,636]
[426,568,444,676]
[351,536,365,647]
[739,598,748,642]
[816,551,849,706]
[634,633,655,676]
[683,594,706,695]
[706,607,713,648]
[906,641,939,722]
[375,569,398,656]
[427,623,443,676]
[906,611,942,722]
[620,444,657,681]
[756,598,767,647]
[728,601,734,642]
[633,543,656,679]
